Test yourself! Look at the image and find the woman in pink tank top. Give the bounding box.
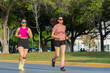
[15,19,33,71]
[51,17,68,71]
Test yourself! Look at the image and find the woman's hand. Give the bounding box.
[54,36,62,39]
[27,30,30,34]
[65,36,68,40]
[18,34,21,38]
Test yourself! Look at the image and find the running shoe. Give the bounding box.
[18,64,25,71]
[18,64,22,70]
[52,58,55,67]
[60,67,66,71]
[20,66,25,71]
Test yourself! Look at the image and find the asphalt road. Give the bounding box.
[0,62,110,73]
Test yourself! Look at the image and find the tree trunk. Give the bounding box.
[3,15,9,53]
[71,31,77,52]
[99,21,104,52]
[2,0,13,54]
[3,42,8,53]
[41,40,48,52]
[101,36,104,52]
[41,45,48,52]
[40,32,48,52]
[70,17,74,52]
[33,2,41,51]
[71,30,74,52]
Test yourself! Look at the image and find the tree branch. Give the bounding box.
[104,31,110,39]
[9,29,16,39]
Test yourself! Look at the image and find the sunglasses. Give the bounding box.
[22,22,27,24]
[58,19,63,20]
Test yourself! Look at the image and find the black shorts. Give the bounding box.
[17,38,29,49]
[54,40,66,47]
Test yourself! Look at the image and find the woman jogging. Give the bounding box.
[51,17,68,71]
[15,19,33,71]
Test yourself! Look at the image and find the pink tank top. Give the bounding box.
[19,27,28,38]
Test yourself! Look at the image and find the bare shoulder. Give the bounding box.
[17,27,20,31]
[28,27,31,31]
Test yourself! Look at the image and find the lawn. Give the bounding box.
[0,52,110,63]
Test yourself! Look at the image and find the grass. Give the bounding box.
[0,52,110,63]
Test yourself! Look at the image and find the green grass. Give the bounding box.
[0,52,110,63]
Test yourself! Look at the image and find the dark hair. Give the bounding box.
[50,18,57,26]
[50,17,63,26]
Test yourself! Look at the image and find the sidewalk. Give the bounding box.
[0,60,110,68]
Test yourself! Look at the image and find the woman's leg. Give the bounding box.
[52,46,60,67]
[18,47,24,64]
[18,47,25,71]
[54,46,60,59]
[60,45,66,68]
[22,49,28,66]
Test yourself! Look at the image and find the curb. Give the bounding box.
[0,60,110,68]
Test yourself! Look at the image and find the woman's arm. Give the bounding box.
[51,25,61,39]
[27,28,33,39]
[51,31,60,39]
[15,28,21,38]
[65,26,68,40]
[65,36,68,40]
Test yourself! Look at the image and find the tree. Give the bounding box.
[0,0,24,53]
[83,29,98,51]
[63,0,96,52]
[19,0,54,52]
[38,0,98,52]
[91,0,110,52]
[0,0,13,53]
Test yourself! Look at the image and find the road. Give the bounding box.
[0,62,110,73]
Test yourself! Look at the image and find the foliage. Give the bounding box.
[83,29,98,48]
[0,0,110,52]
